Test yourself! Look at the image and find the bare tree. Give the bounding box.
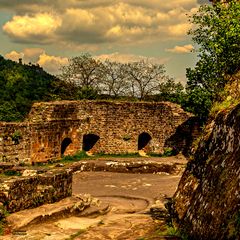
[126,60,167,100]
[58,54,178,101]
[59,53,103,90]
[100,60,130,98]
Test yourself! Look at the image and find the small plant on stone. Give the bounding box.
[67,230,85,240]
[163,147,177,157]
[98,220,104,225]
[0,205,9,235]
[123,135,131,141]
[11,130,22,144]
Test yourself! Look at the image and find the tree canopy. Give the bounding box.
[60,54,183,102]
[185,0,240,119]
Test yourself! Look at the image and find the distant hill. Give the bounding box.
[0,56,66,122]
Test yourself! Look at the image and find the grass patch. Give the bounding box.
[156,226,188,240]
[61,151,89,163]
[210,96,239,117]
[3,170,21,177]
[0,205,10,236]
[149,147,177,157]
[66,229,85,240]
[94,152,140,158]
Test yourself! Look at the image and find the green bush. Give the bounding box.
[4,170,21,176]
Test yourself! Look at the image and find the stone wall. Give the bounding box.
[0,169,72,213]
[174,104,240,240]
[0,100,194,163]
[0,123,31,164]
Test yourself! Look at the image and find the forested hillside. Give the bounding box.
[0,56,66,121]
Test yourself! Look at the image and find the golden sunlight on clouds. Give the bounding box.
[5,50,169,74]
[5,48,45,63]
[166,44,194,53]
[5,51,23,62]
[1,0,199,48]
[95,52,169,64]
[38,53,69,73]
[5,49,68,74]
[3,13,61,43]
[168,23,192,37]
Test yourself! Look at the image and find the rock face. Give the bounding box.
[174,104,240,239]
[0,100,198,164]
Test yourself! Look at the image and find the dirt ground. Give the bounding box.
[1,156,185,240]
[73,171,181,203]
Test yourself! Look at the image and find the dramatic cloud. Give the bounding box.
[166,44,194,53]
[22,48,45,63]
[1,0,200,48]
[1,1,200,81]
[3,13,61,44]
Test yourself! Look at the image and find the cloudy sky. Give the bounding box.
[0,0,209,82]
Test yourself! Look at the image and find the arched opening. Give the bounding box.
[61,138,72,155]
[138,132,152,151]
[82,134,100,152]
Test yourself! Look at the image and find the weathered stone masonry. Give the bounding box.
[0,169,72,213]
[0,100,195,163]
[174,104,240,240]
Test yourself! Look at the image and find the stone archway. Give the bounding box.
[138,132,152,152]
[82,134,100,152]
[61,138,72,155]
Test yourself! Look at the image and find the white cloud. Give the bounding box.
[5,48,45,63]
[166,44,194,53]
[5,49,68,74]
[5,51,23,62]
[22,48,45,62]
[37,53,68,74]
[95,52,169,64]
[168,23,191,37]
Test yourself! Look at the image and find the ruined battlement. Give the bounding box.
[0,100,198,163]
[26,100,189,123]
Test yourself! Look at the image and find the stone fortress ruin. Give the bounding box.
[0,100,198,164]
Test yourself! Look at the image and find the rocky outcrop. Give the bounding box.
[174,104,240,239]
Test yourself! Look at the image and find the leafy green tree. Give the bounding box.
[186,0,240,118]
[156,78,184,104]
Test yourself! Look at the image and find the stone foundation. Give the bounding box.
[0,169,72,213]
